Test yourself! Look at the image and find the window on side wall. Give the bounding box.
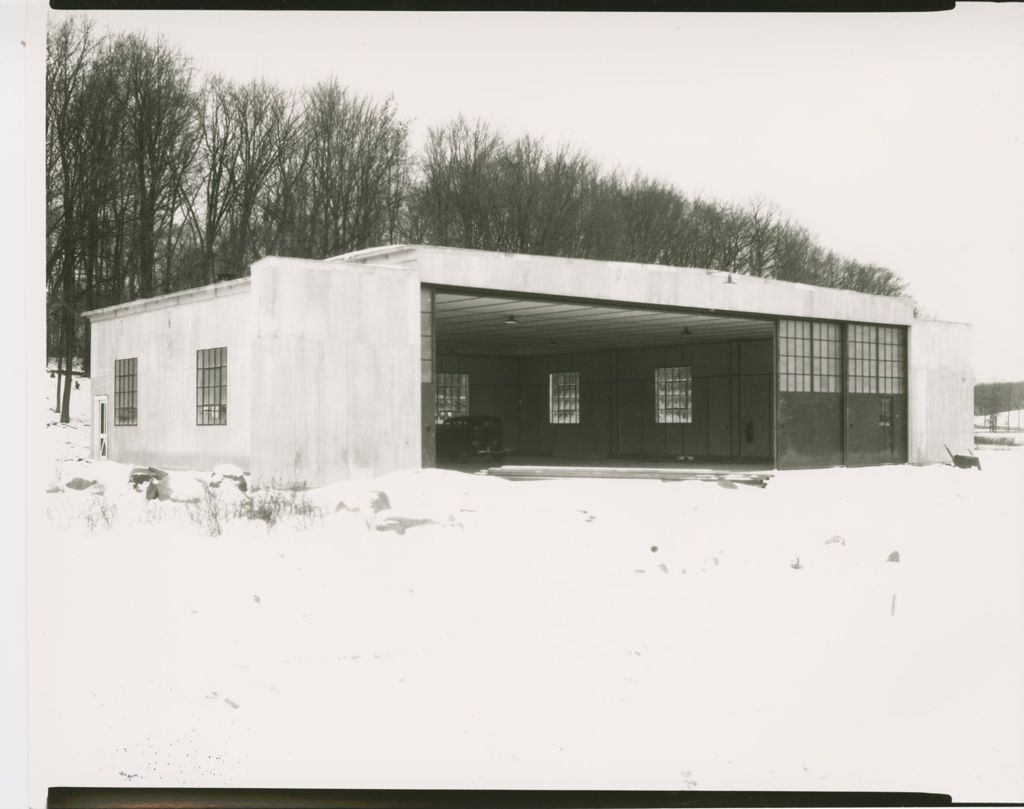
[655,366,692,424]
[114,357,137,426]
[436,373,469,424]
[549,371,580,424]
[197,347,227,426]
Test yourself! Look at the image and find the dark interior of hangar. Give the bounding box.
[422,288,776,467]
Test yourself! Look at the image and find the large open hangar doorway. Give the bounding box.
[421,286,777,469]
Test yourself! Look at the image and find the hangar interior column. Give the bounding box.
[421,286,436,468]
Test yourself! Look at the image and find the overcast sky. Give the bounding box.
[48,5,1024,381]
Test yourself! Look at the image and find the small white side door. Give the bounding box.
[94,396,108,460]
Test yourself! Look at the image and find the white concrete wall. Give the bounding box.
[337,245,917,326]
[88,282,254,471]
[908,318,973,464]
[249,257,421,487]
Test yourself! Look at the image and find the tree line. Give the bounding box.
[975,382,1024,417]
[47,15,909,422]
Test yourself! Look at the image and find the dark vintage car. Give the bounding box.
[436,415,507,462]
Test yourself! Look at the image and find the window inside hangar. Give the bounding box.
[654,366,693,424]
[435,373,469,423]
[549,372,580,425]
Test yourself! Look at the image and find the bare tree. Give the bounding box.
[739,197,780,278]
[300,79,410,257]
[771,222,816,285]
[178,76,240,285]
[496,136,598,256]
[224,79,298,274]
[259,124,313,259]
[411,116,502,249]
[110,32,199,299]
[47,17,104,421]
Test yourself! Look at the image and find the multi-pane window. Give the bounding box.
[196,347,227,426]
[779,319,811,392]
[114,357,137,426]
[811,322,842,393]
[780,319,843,393]
[782,322,907,394]
[549,371,580,424]
[878,327,906,394]
[847,325,906,394]
[655,366,693,424]
[847,324,878,393]
[436,373,469,424]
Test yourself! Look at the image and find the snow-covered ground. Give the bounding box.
[30,373,1024,804]
[42,368,91,469]
[974,407,1024,428]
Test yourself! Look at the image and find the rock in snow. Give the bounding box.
[364,490,392,514]
[128,466,168,488]
[209,464,247,492]
[335,489,391,515]
[128,466,168,500]
[64,477,99,491]
[212,478,250,507]
[156,472,207,503]
[372,508,458,535]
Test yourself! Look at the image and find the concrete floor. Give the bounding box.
[437,455,774,477]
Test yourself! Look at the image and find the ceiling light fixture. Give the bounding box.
[505,315,519,325]
[681,328,692,336]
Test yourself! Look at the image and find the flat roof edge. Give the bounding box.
[324,244,414,263]
[82,277,252,321]
[912,316,971,327]
[253,255,415,277]
[334,244,919,312]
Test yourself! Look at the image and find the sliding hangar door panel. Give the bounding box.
[777,319,907,469]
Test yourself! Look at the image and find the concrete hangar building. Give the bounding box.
[84,245,972,487]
